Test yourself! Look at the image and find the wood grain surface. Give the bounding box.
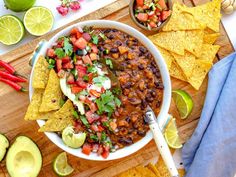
[0,0,234,176]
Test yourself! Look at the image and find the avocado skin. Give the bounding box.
[6,136,42,177]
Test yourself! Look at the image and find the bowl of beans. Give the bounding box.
[30,20,171,161]
[129,0,172,31]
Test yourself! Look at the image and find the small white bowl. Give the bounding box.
[29,20,171,161]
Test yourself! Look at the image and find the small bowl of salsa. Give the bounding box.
[129,0,172,31]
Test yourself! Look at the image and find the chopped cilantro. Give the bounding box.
[90,134,99,141]
[59,99,65,107]
[112,87,122,95]
[48,65,55,69]
[105,58,113,69]
[87,65,97,73]
[102,121,110,128]
[101,132,107,142]
[55,48,65,58]
[71,68,78,80]
[82,75,89,82]
[73,53,77,63]
[99,33,107,40]
[72,110,79,119]
[80,115,90,128]
[95,90,121,116]
[92,35,99,45]
[63,37,73,56]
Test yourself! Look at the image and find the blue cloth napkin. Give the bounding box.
[182,52,236,177]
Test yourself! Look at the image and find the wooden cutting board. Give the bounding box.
[0,0,234,176]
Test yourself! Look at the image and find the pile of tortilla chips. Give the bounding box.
[149,0,221,90]
[116,154,185,177]
[24,56,74,132]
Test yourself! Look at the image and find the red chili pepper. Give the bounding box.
[0,60,27,79]
[0,71,27,82]
[0,78,27,92]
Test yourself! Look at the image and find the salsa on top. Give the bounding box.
[45,26,163,158]
[134,0,171,29]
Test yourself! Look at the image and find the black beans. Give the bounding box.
[155,81,164,89]
[115,40,122,46]
[118,137,133,145]
[104,29,111,33]
[141,100,147,110]
[145,52,152,58]
[156,100,161,108]
[146,94,154,102]
[97,46,105,52]
[112,29,118,32]
[122,82,132,89]
[137,130,146,137]
[110,48,118,53]
[125,116,131,123]
[108,34,115,40]
[128,98,141,105]
[138,64,144,70]
[139,46,147,54]
[151,90,156,97]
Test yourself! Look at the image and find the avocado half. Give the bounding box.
[6,136,42,177]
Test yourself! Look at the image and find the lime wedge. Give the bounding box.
[53,152,74,177]
[172,89,193,119]
[0,15,24,45]
[23,7,54,36]
[164,118,182,149]
[62,126,86,149]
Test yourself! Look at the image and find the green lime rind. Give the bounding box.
[23,6,54,36]
[62,126,86,149]
[172,89,194,119]
[53,152,74,177]
[0,15,25,45]
[4,0,36,12]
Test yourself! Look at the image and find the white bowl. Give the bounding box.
[29,20,171,161]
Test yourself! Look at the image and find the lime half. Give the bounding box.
[62,126,86,149]
[23,7,54,36]
[53,152,74,177]
[172,90,193,119]
[0,15,24,45]
[164,118,182,149]
[4,0,36,12]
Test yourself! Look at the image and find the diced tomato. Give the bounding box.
[97,144,103,155]
[57,69,66,78]
[158,0,167,10]
[98,125,104,132]
[46,48,55,58]
[89,89,101,98]
[56,59,62,72]
[101,149,109,159]
[71,86,83,94]
[67,74,75,84]
[56,39,64,48]
[85,111,100,124]
[87,73,93,83]
[161,10,171,21]
[90,53,98,61]
[91,44,98,54]
[76,78,88,88]
[148,11,155,19]
[103,145,110,152]
[100,115,108,123]
[82,55,92,65]
[61,56,70,63]
[91,124,99,132]
[70,28,82,39]
[70,36,77,44]
[101,87,105,93]
[155,7,161,13]
[149,21,157,28]
[82,33,91,41]
[92,144,99,152]
[142,5,149,10]
[62,62,74,69]
[82,143,92,155]
[136,0,144,7]
[137,13,148,22]
[75,59,83,65]
[76,65,87,78]
[74,37,87,50]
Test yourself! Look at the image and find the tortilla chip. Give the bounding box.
[39,69,63,112]
[157,46,174,69]
[38,117,73,132]
[24,89,54,120]
[185,30,204,57]
[188,60,212,90]
[149,31,185,55]
[172,51,196,78]
[146,163,161,177]
[203,33,220,44]
[198,44,220,62]
[156,157,171,177]
[53,100,75,120]
[169,61,187,82]
[32,56,50,89]
[163,3,205,31]
[182,0,222,32]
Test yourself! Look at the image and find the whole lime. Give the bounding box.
[4,0,36,12]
